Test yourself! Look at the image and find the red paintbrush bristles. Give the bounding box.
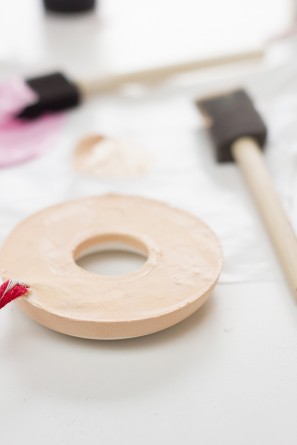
[0,280,30,310]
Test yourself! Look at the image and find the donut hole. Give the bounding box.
[74,234,149,276]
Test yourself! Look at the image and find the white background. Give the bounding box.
[1,1,297,444]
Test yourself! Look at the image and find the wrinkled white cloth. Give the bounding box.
[1,47,297,283]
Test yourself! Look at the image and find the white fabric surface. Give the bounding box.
[1,43,297,283]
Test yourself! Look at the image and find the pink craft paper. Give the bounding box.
[0,77,37,124]
[0,77,65,168]
[0,114,65,168]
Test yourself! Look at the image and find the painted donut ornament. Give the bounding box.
[0,195,222,339]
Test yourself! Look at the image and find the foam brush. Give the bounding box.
[16,48,263,119]
[197,89,297,299]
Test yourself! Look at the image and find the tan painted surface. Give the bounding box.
[73,134,152,179]
[0,195,222,339]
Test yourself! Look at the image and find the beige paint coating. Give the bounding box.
[73,134,152,179]
[0,195,222,339]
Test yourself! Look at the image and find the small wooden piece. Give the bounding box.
[0,195,222,339]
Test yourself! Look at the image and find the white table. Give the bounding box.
[1,280,297,445]
[1,1,297,444]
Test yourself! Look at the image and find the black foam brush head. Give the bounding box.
[43,0,96,13]
[18,72,81,119]
[196,89,267,162]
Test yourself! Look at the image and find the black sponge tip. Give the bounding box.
[196,89,267,163]
[18,72,81,119]
[43,0,96,13]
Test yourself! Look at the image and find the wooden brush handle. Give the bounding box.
[78,49,263,97]
[232,137,297,297]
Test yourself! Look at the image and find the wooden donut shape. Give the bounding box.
[0,195,222,339]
